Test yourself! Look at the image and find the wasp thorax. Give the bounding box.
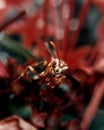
[49,58,68,77]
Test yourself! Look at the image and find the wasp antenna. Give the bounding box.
[45,42,54,58]
[50,41,60,59]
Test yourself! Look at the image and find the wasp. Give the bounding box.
[17,41,68,89]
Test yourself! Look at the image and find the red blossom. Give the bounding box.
[30,109,48,128]
[0,61,9,79]
[0,115,37,130]
[0,0,103,130]
[93,0,104,14]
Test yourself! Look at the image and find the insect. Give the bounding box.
[17,41,69,89]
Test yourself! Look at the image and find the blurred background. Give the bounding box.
[0,0,100,61]
[0,0,104,130]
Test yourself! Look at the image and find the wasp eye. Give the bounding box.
[55,67,62,74]
[61,66,68,73]
[55,69,59,73]
[61,69,66,73]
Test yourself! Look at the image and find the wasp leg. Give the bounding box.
[16,60,48,81]
[46,76,66,89]
[15,65,37,81]
[32,60,48,80]
[30,60,47,68]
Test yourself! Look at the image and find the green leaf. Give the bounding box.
[61,114,75,122]
[9,95,32,119]
[90,110,104,130]
[0,37,36,61]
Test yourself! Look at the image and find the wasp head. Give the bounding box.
[49,58,68,77]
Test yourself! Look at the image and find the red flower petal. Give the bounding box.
[0,61,9,78]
